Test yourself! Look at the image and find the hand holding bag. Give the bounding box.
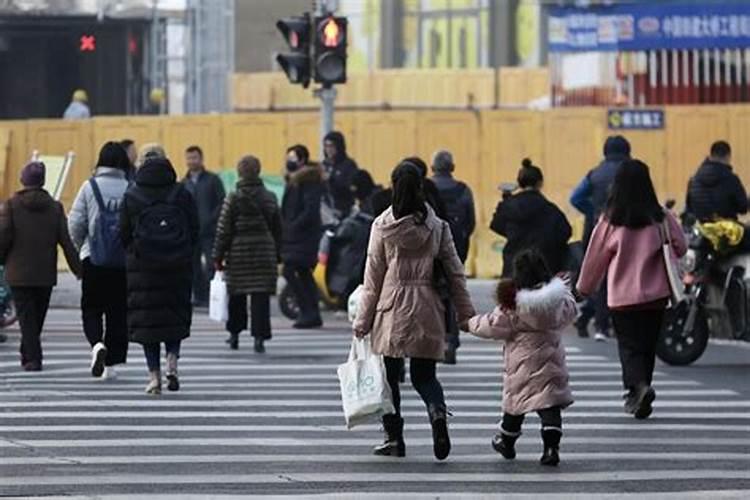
[209,271,229,322]
[337,338,395,429]
[659,216,686,306]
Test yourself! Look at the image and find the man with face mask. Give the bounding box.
[281,145,324,328]
[323,131,359,217]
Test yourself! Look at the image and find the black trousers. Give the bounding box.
[610,308,666,391]
[226,293,272,339]
[501,406,562,435]
[81,259,128,366]
[384,357,445,417]
[283,263,321,323]
[192,237,214,305]
[11,286,52,365]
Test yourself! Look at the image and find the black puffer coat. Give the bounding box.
[686,159,748,222]
[490,189,572,277]
[281,166,324,268]
[120,159,199,345]
[213,177,281,295]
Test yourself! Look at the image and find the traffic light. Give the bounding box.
[276,14,311,88]
[313,16,347,85]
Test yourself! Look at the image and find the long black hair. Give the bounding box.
[606,159,664,228]
[97,141,130,171]
[512,248,553,291]
[391,161,426,222]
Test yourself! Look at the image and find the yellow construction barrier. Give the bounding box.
[3,104,749,278]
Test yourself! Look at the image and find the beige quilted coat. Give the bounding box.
[353,205,475,360]
[468,277,576,415]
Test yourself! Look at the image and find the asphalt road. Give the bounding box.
[1,282,749,499]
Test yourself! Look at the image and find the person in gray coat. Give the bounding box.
[69,142,131,380]
[214,156,282,353]
[182,145,225,307]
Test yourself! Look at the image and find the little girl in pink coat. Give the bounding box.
[468,249,577,466]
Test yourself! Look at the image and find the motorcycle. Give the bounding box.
[657,218,750,366]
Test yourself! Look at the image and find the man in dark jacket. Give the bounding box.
[570,135,631,341]
[323,131,359,217]
[282,145,324,329]
[182,145,225,307]
[431,150,476,263]
[686,141,748,222]
[491,159,572,279]
[0,162,82,371]
[120,156,199,394]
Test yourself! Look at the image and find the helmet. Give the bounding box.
[73,89,88,102]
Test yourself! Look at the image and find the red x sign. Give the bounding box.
[80,35,96,52]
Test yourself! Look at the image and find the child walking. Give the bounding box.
[467,249,576,466]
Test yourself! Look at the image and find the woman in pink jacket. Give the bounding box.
[577,159,687,420]
[469,249,576,466]
[353,161,475,461]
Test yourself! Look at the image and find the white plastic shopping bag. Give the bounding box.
[347,284,364,323]
[337,338,395,429]
[209,272,229,322]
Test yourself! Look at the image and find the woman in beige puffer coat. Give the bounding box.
[353,161,475,461]
[469,249,576,467]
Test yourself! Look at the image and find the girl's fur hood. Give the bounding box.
[515,277,574,331]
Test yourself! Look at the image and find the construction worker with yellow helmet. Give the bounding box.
[63,89,91,120]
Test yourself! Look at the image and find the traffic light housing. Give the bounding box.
[313,15,347,85]
[276,14,311,88]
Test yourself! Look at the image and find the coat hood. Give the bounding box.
[694,158,734,188]
[603,135,631,161]
[377,204,441,251]
[324,131,347,156]
[502,190,552,223]
[15,188,55,213]
[287,165,322,186]
[515,277,573,330]
[135,158,177,188]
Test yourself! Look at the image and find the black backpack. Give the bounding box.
[130,186,193,266]
[440,182,470,254]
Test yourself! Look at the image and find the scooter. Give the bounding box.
[657,220,750,366]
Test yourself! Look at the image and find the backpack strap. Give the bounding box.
[88,178,108,213]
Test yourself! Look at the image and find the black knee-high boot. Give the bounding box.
[540,427,562,466]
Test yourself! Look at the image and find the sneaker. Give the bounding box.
[594,331,609,342]
[100,366,118,381]
[145,371,161,395]
[90,342,107,377]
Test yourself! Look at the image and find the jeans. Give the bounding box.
[81,259,128,366]
[501,406,563,435]
[143,341,181,372]
[384,357,445,417]
[610,308,666,391]
[11,287,52,365]
[226,293,271,339]
[283,263,321,323]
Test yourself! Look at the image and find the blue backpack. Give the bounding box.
[88,178,126,268]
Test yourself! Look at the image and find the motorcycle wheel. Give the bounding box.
[278,285,300,321]
[656,301,709,366]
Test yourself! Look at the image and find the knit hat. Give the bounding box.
[20,161,46,188]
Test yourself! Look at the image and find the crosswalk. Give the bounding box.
[1,309,749,499]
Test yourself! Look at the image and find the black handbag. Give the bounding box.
[0,200,13,265]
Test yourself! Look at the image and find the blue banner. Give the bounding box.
[549,2,750,52]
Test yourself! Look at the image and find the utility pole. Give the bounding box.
[315,0,337,159]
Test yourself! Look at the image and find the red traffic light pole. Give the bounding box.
[315,1,337,159]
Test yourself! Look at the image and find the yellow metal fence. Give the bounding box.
[2,105,749,278]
